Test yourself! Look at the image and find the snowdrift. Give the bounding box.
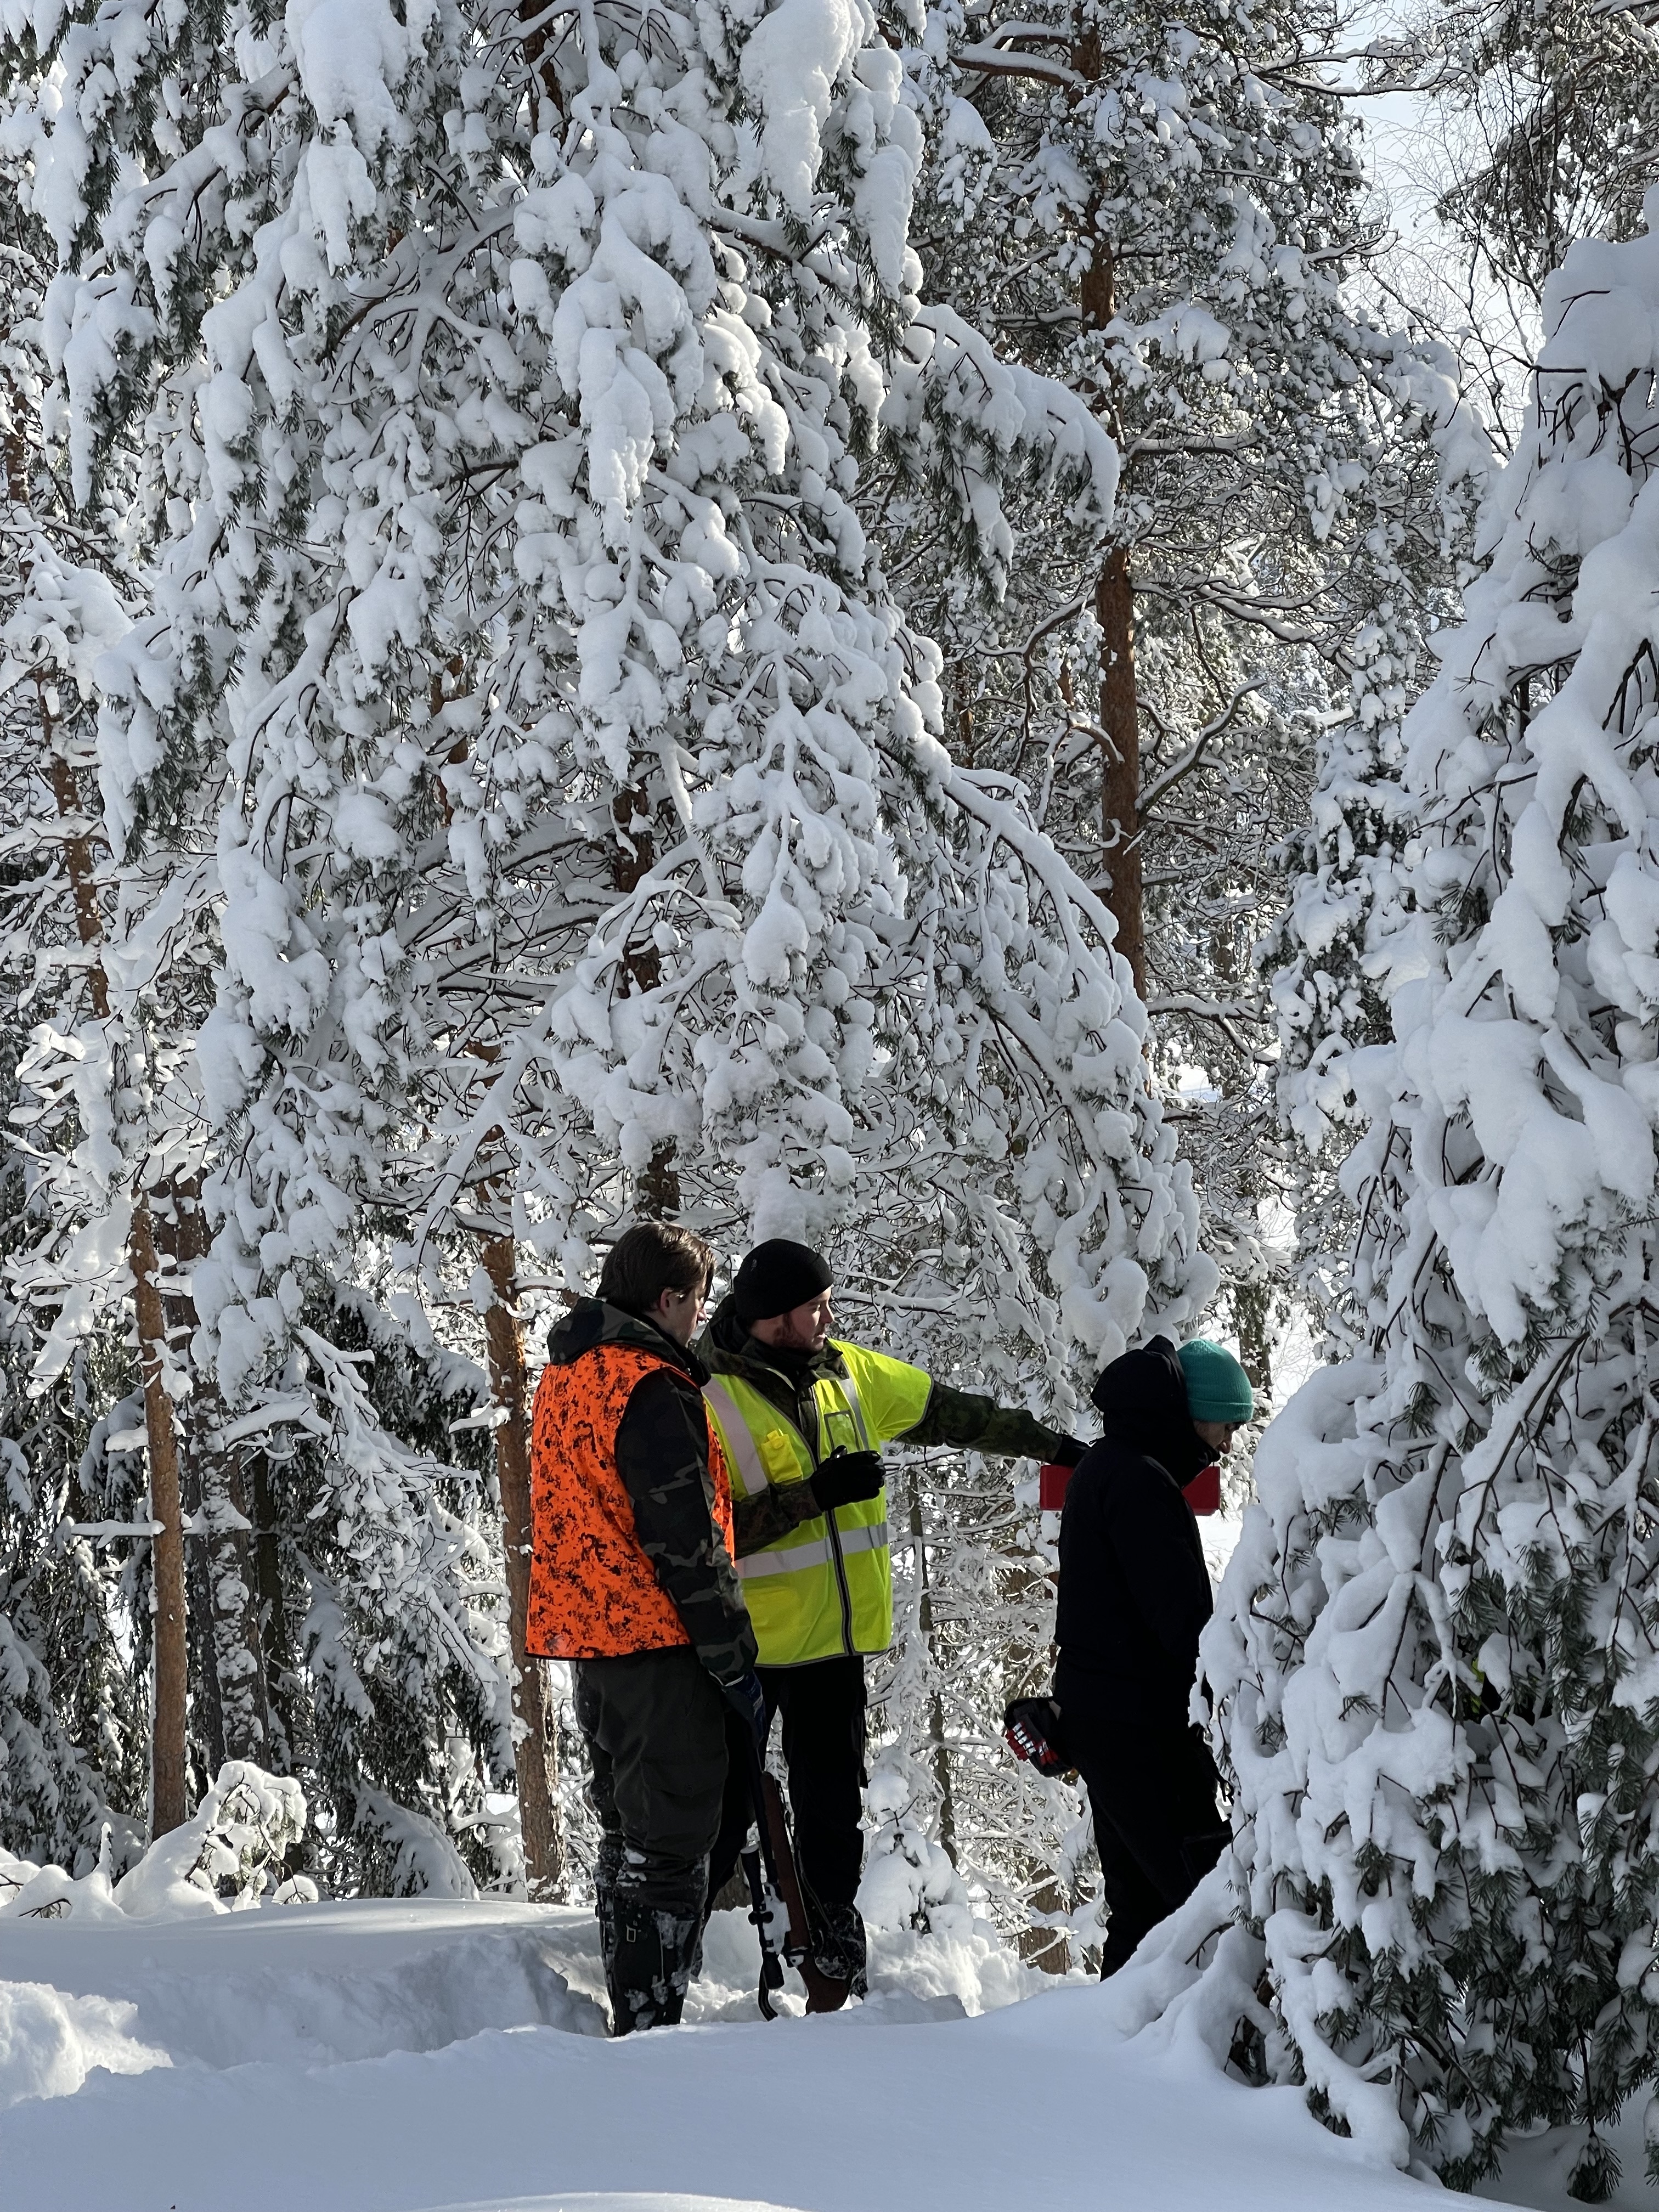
[0,1759,1615,2211]
[0,1853,1535,2212]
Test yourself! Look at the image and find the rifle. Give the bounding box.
[738,1736,848,2017]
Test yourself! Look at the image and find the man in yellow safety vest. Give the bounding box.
[699,1238,1085,2000]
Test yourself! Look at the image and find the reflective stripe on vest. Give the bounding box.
[701,1341,932,1666]
[735,1518,892,1579]
[833,1370,870,1453]
[703,1378,770,1498]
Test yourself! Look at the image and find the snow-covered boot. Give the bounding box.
[605,1899,702,2035]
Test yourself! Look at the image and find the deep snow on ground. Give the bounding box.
[0,1888,1588,2212]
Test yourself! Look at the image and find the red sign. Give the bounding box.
[1037,1459,1222,1516]
[1038,1462,1072,1510]
[1183,1464,1221,1517]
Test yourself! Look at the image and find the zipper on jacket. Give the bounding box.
[811,1389,857,1658]
[823,1502,855,1658]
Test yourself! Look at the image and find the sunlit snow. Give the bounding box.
[0,1888,1554,2212]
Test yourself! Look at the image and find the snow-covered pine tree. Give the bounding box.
[1423,0,1659,324]
[0,274,157,1864]
[2,0,1226,1916]
[832,3,1491,1941]
[0,512,241,1844]
[1188,194,1659,2199]
[866,1438,1103,1964]
[1263,347,1493,1348]
[0,814,143,1867]
[883,0,1485,1367]
[1259,319,1493,1346]
[1260,620,1421,1354]
[0,962,127,1869]
[270,1291,518,1896]
[0,0,554,1880]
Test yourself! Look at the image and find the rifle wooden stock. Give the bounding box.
[759,1769,848,2016]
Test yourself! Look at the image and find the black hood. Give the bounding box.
[1090,1336,1213,1487]
[547,1296,706,1383]
[704,1291,760,1365]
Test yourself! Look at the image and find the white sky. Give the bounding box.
[1342,2,1540,442]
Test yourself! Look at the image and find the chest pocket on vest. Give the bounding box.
[759,1429,803,1484]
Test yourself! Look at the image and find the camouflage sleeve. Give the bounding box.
[614,1370,758,1684]
[731,1480,824,1558]
[896,1379,1068,1460]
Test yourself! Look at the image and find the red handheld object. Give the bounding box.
[1042,1459,1221,1516]
[1183,1464,1221,1516]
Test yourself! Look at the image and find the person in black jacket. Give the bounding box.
[1056,1334,1254,1976]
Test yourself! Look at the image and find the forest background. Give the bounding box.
[0,0,1645,2075]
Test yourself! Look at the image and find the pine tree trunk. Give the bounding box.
[1073,44,1147,999]
[157,1179,225,1796]
[46,728,192,1835]
[908,1475,957,1865]
[1094,549,1144,997]
[1234,1278,1273,1401]
[127,1198,190,1835]
[159,1181,271,1767]
[46,753,110,987]
[481,1233,563,1898]
[249,1449,298,1770]
[1018,1874,1072,1974]
[611,787,681,1217]
[180,1438,227,1785]
[206,1447,272,1761]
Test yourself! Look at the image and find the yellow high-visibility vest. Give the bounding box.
[702,1341,933,1666]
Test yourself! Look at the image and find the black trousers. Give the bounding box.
[1056,1660,1227,1978]
[707,1654,868,1918]
[573,1646,731,1915]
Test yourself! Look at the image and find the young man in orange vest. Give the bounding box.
[527,1222,763,2035]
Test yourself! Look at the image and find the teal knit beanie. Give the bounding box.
[1178,1338,1255,1424]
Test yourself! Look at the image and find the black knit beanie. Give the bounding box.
[733,1239,834,1324]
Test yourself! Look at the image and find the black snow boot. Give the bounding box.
[605,1897,703,2035]
[592,1833,622,1970]
[810,1900,868,1999]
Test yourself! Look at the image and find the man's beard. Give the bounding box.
[775,1319,828,1355]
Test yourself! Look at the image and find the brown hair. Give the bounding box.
[597,1222,715,1316]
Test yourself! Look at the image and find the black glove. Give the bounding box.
[723,1669,769,1752]
[810,1447,885,1511]
[1049,1436,1089,1467]
[1003,1696,1074,1776]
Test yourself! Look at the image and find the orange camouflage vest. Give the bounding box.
[526,1343,736,1660]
